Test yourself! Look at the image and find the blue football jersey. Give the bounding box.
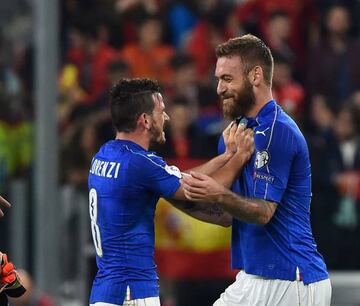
[218,100,328,285]
[88,140,181,305]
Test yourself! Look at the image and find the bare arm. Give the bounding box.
[210,125,254,188]
[183,172,277,225]
[169,197,232,227]
[189,123,237,175]
[0,196,11,218]
[166,124,254,226]
[190,124,254,188]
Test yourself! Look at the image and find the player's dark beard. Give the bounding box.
[222,79,256,120]
[149,121,165,146]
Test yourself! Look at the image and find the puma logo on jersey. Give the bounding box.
[255,127,270,136]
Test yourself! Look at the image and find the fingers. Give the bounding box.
[184,191,205,201]
[222,121,232,139]
[183,183,207,196]
[234,123,246,138]
[189,171,209,180]
[235,125,252,147]
[182,172,210,201]
[229,121,238,136]
[0,196,11,208]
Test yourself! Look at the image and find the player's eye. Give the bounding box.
[223,76,232,82]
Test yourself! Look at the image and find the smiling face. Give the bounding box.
[215,55,256,120]
[148,92,170,145]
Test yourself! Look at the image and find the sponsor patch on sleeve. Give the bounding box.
[165,165,182,178]
[254,171,275,184]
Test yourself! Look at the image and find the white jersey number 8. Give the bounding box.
[89,188,103,257]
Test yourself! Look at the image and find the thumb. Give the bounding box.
[0,196,11,208]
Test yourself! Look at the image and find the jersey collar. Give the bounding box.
[114,139,147,152]
[236,100,276,129]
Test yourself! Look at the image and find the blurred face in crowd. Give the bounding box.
[310,95,334,129]
[148,93,169,144]
[215,55,255,120]
[175,64,197,88]
[273,62,291,87]
[326,6,350,35]
[169,104,191,134]
[269,15,290,41]
[334,109,355,141]
[81,125,98,151]
[139,19,162,48]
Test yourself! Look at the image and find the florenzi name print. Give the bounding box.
[90,159,121,178]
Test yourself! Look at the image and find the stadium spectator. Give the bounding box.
[332,102,360,269]
[120,14,175,85]
[272,53,305,121]
[152,95,204,159]
[185,3,234,80]
[235,0,318,70]
[165,53,199,119]
[166,0,198,48]
[265,11,296,67]
[307,4,360,103]
[305,94,342,269]
[63,17,116,105]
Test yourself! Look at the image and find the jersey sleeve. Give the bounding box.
[252,122,297,203]
[129,153,181,198]
[217,135,225,155]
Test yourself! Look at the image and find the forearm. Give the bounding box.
[168,199,232,227]
[217,190,276,225]
[211,152,248,188]
[189,152,233,176]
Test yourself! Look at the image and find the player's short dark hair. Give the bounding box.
[215,34,274,86]
[110,78,161,132]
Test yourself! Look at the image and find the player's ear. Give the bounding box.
[249,66,262,86]
[138,113,151,130]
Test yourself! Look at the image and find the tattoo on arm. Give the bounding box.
[172,200,225,217]
[184,202,225,217]
[221,190,277,224]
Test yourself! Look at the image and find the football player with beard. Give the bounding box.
[182,35,331,306]
[88,78,254,306]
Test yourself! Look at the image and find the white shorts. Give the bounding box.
[213,270,332,306]
[90,297,160,306]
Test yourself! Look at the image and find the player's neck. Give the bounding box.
[247,89,273,118]
[115,131,150,150]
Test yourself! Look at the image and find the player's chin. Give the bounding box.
[222,105,236,121]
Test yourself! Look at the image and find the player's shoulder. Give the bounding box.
[126,147,166,170]
[276,110,305,141]
[255,109,304,151]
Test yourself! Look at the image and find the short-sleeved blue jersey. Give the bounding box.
[218,100,328,285]
[88,139,181,305]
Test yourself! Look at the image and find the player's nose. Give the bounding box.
[217,80,226,95]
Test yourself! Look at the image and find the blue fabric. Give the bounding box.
[89,140,181,304]
[168,3,197,48]
[218,100,328,285]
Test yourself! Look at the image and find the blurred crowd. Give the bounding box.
[1,0,360,304]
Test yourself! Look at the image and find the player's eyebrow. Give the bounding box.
[215,73,232,80]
